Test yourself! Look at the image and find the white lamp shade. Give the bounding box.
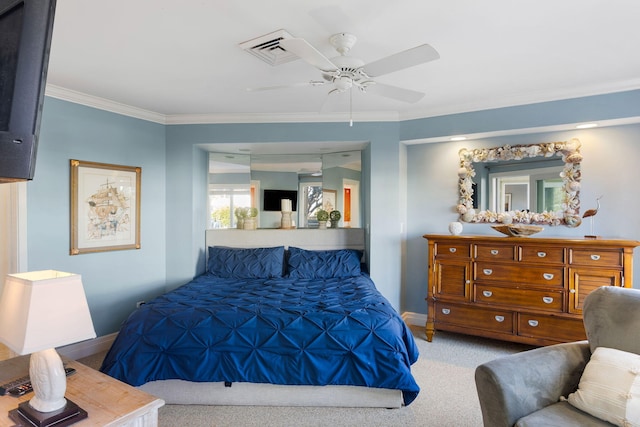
[0,270,96,355]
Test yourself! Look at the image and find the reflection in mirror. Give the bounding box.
[322,151,361,228]
[207,151,361,229]
[208,153,251,229]
[251,154,322,229]
[457,139,582,227]
[486,160,564,212]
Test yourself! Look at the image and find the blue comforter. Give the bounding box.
[100,274,420,405]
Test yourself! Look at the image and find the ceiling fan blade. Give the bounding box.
[247,81,326,92]
[365,82,425,103]
[364,44,440,77]
[279,38,339,73]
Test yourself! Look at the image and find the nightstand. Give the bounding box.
[0,354,164,426]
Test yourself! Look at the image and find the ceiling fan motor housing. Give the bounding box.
[329,32,358,54]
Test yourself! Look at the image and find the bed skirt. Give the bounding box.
[139,380,404,408]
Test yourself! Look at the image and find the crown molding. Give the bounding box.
[398,78,640,121]
[47,81,640,130]
[164,111,399,125]
[45,84,400,125]
[45,85,167,124]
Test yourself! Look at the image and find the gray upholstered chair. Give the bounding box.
[475,286,640,427]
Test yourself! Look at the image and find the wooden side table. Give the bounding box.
[0,355,164,426]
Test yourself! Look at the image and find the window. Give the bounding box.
[298,182,322,228]
[208,182,258,229]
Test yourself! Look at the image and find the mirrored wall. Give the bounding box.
[208,150,361,229]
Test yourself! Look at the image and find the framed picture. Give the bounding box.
[70,160,141,255]
[323,189,337,212]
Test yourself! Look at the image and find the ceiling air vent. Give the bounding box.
[239,29,299,66]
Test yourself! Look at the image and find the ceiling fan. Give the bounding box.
[249,32,440,107]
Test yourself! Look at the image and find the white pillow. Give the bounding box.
[566,347,640,426]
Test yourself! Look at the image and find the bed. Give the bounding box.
[100,230,420,408]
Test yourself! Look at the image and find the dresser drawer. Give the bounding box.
[434,242,471,258]
[474,244,516,261]
[517,313,586,342]
[475,262,564,287]
[519,246,565,264]
[569,249,623,268]
[474,285,564,312]
[434,301,514,334]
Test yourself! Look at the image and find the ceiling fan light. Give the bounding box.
[335,76,353,91]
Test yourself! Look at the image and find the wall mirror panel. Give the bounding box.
[208,148,362,229]
[457,138,582,227]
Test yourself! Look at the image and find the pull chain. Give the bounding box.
[349,88,353,127]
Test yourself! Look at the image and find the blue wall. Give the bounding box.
[403,123,640,314]
[25,89,640,336]
[164,121,403,317]
[27,98,167,335]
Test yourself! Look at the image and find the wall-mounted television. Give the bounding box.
[0,0,57,182]
[263,189,298,212]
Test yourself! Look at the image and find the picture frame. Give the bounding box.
[70,159,141,255]
[323,189,337,212]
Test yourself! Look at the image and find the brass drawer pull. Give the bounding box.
[449,247,457,253]
[441,308,451,315]
[490,249,499,255]
[483,269,493,276]
[482,290,493,298]
[537,251,547,258]
[543,273,554,280]
[542,296,554,304]
[528,320,539,327]
[590,254,601,261]
[494,315,505,322]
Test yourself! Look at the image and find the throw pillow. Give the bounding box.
[566,346,640,427]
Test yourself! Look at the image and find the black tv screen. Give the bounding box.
[0,0,57,182]
[263,189,298,212]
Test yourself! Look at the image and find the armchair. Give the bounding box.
[475,286,640,426]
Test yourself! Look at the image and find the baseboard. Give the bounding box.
[402,311,427,327]
[57,333,117,360]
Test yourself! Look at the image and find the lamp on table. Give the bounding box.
[0,270,96,426]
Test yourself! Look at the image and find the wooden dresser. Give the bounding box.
[423,234,640,346]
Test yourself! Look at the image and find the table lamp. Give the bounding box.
[0,270,96,426]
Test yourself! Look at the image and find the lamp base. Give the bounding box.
[9,398,87,427]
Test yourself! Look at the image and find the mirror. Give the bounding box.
[321,151,361,229]
[208,150,361,229]
[456,139,582,227]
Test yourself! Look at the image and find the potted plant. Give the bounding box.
[234,207,248,229]
[243,207,258,230]
[316,209,329,229]
[329,210,341,228]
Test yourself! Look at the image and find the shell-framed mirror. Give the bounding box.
[456,138,582,227]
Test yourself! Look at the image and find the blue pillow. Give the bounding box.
[207,246,285,279]
[286,247,362,279]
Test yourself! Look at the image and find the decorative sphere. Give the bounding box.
[448,221,463,235]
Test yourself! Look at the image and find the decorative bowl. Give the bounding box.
[491,224,544,237]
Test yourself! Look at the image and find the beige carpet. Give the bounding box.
[79,326,531,427]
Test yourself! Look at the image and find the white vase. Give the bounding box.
[448,221,463,235]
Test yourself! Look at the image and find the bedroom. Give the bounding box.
[0,0,639,422]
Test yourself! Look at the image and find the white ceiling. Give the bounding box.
[46,0,640,124]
